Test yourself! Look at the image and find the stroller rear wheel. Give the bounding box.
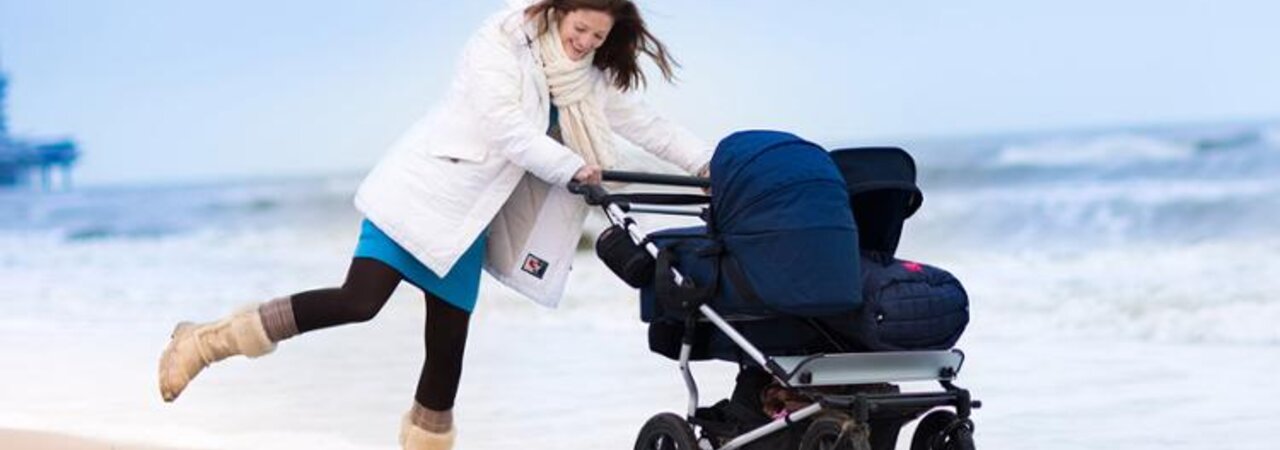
[634,412,700,450]
[909,410,975,450]
[799,414,871,450]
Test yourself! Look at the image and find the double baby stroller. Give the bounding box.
[570,131,978,450]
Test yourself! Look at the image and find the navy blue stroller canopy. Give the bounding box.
[643,130,862,320]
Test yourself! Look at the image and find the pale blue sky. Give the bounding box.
[2,0,1278,185]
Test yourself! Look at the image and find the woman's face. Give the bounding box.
[558,9,614,61]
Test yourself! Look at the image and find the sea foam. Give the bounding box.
[995,133,1195,168]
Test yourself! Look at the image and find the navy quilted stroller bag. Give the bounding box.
[640,130,862,322]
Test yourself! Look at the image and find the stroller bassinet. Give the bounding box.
[639,137,966,362]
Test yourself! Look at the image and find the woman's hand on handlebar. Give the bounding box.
[574,164,603,185]
[698,165,711,194]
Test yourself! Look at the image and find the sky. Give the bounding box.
[2,0,1278,186]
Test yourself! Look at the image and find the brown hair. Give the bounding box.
[525,0,678,92]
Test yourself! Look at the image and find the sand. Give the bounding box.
[0,428,180,450]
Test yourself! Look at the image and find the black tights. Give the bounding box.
[290,257,470,411]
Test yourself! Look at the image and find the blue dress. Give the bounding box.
[353,105,562,312]
[354,220,486,312]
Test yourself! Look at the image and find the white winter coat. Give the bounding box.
[353,4,711,307]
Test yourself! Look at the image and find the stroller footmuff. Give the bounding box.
[570,130,979,450]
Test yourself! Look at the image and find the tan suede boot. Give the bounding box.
[158,304,276,402]
[400,404,456,450]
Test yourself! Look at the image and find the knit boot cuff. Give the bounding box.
[257,296,299,343]
[400,407,456,450]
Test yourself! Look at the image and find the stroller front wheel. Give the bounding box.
[634,412,700,450]
[799,415,871,450]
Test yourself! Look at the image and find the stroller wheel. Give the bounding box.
[909,410,975,450]
[634,412,700,450]
[799,415,871,450]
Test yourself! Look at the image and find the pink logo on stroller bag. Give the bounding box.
[522,253,549,279]
[901,261,924,273]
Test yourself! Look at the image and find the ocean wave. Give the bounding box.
[1264,125,1280,148]
[906,177,1280,247]
[1,178,358,243]
[1193,130,1262,152]
[6,187,1278,356]
[994,134,1195,168]
[945,237,1280,346]
[61,224,187,242]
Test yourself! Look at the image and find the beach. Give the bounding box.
[0,428,181,449]
[4,277,1280,449]
[3,121,1279,449]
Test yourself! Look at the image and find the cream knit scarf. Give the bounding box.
[535,12,616,169]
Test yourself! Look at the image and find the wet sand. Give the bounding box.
[0,428,179,449]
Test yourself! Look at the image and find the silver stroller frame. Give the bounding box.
[570,171,979,450]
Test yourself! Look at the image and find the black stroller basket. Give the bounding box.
[568,163,979,450]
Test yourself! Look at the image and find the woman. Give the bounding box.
[156,1,710,449]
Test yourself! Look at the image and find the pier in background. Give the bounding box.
[0,66,79,190]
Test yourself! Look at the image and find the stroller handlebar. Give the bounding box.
[568,171,711,207]
[602,170,710,188]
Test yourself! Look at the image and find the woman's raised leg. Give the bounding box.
[159,257,402,402]
[288,257,403,333]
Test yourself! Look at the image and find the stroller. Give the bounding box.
[570,131,978,450]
